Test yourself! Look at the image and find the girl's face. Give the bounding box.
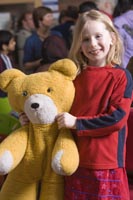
[8,38,16,52]
[81,20,113,67]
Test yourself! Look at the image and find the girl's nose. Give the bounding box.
[89,38,97,47]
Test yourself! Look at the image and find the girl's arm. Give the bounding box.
[56,69,133,137]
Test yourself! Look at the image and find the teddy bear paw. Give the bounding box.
[0,150,13,175]
[51,150,67,175]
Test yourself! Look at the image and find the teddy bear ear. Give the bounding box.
[0,69,25,91]
[49,59,78,80]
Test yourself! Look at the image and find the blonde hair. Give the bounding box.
[69,10,123,72]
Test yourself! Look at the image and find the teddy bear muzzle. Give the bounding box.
[24,94,58,124]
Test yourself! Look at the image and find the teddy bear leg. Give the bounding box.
[52,129,79,176]
[0,173,38,200]
[39,176,64,200]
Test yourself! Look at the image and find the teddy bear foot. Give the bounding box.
[0,150,13,175]
[52,150,66,175]
[52,149,79,176]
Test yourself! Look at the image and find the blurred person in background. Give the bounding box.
[113,0,133,68]
[16,11,35,70]
[58,9,68,24]
[35,34,68,72]
[96,0,118,19]
[78,1,99,14]
[0,30,16,97]
[0,30,20,128]
[52,5,78,50]
[23,6,54,74]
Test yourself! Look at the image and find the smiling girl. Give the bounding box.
[56,10,133,200]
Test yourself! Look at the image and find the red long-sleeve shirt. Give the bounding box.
[71,65,133,169]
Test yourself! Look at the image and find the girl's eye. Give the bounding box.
[96,34,102,39]
[83,38,89,42]
[47,87,53,93]
[22,91,28,96]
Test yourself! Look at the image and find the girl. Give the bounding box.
[0,30,16,97]
[56,10,133,200]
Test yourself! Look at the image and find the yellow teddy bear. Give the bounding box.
[0,59,79,200]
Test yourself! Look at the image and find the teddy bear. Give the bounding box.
[0,59,79,200]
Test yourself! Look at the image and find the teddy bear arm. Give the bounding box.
[52,129,79,176]
[0,126,28,175]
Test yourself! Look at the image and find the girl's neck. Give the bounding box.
[89,60,106,67]
[0,51,9,56]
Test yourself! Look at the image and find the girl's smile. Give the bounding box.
[89,48,102,55]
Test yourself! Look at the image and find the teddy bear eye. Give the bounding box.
[22,91,28,96]
[47,87,53,93]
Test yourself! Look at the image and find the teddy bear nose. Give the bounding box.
[31,103,39,109]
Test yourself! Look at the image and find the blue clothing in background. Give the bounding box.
[23,32,42,64]
[52,21,75,49]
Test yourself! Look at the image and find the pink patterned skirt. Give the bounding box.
[64,167,129,200]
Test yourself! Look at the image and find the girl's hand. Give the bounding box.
[56,112,77,129]
[19,112,29,126]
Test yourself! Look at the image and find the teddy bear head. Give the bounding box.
[0,59,77,124]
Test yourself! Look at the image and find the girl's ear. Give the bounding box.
[110,32,116,45]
